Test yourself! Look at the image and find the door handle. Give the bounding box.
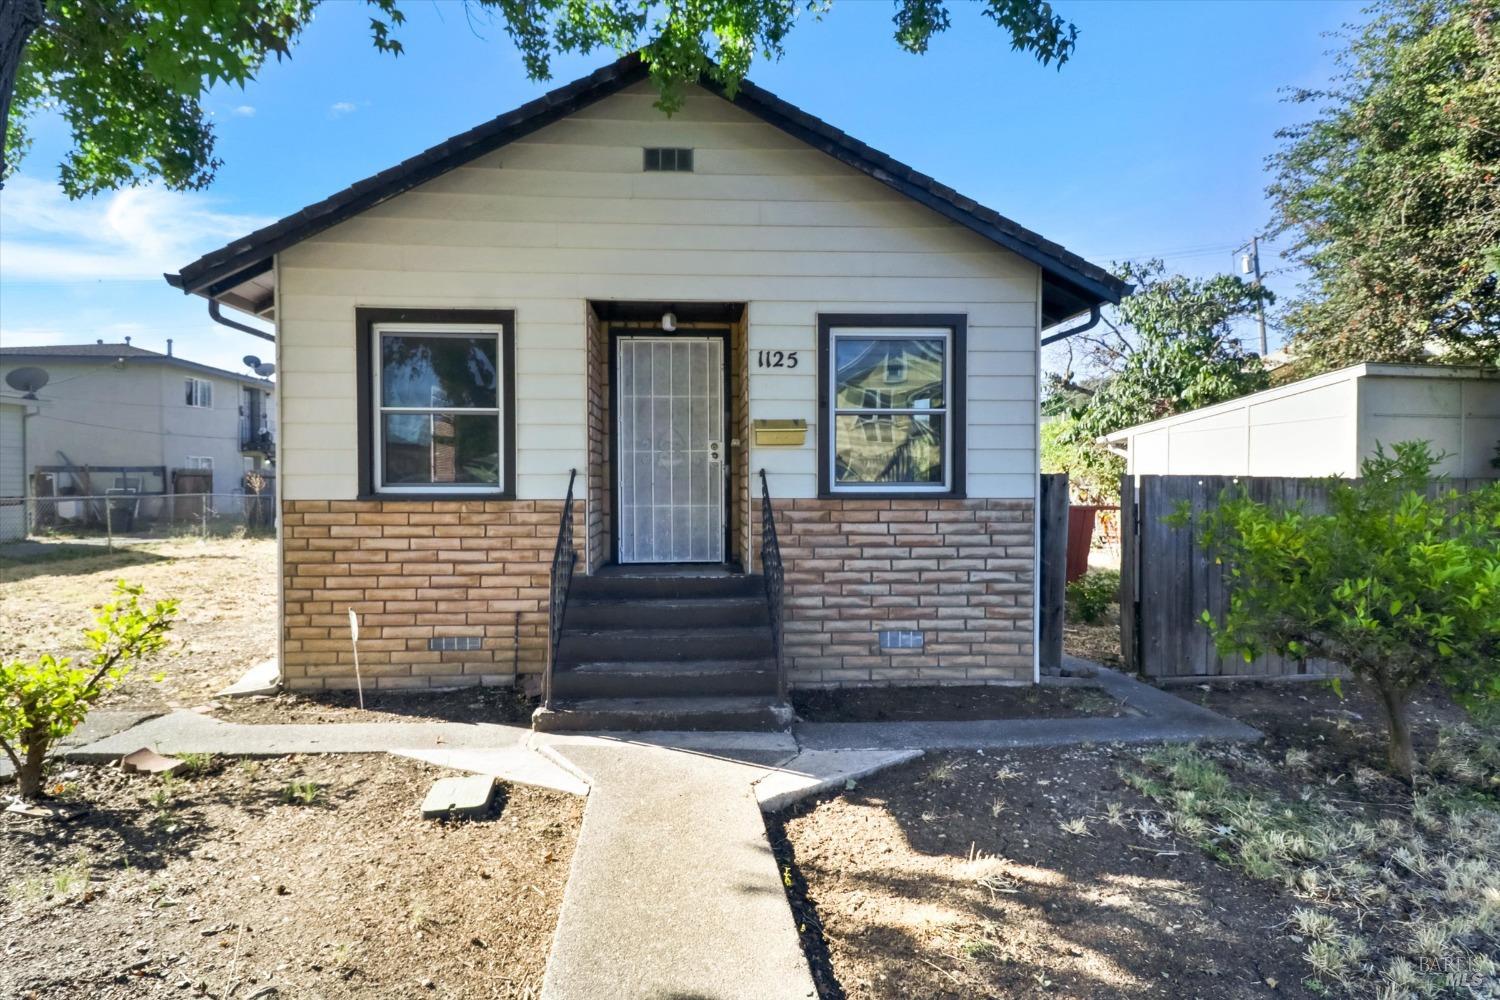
[709,440,722,462]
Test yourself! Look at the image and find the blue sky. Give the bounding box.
[0,0,1361,376]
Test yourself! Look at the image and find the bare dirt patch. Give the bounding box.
[776,682,1498,999]
[0,538,275,711]
[773,746,1314,999]
[1062,605,1122,668]
[792,684,1123,723]
[1,754,581,999]
[1185,679,1472,771]
[211,686,537,726]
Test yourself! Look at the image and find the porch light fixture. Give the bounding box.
[661,311,677,332]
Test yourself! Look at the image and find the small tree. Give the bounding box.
[1,582,178,802]
[1177,442,1500,778]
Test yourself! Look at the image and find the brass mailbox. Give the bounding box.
[752,418,808,447]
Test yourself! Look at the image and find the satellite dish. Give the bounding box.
[253,362,276,377]
[5,366,49,399]
[243,355,262,369]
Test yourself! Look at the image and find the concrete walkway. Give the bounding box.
[537,739,818,1000]
[26,665,1260,1000]
[797,660,1260,750]
[67,709,531,761]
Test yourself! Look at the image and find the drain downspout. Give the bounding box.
[208,300,275,343]
[1040,304,1101,347]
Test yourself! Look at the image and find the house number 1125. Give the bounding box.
[755,350,800,370]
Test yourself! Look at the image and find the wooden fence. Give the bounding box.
[1038,473,1068,675]
[1120,474,1497,681]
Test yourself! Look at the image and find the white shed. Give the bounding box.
[1103,363,1500,479]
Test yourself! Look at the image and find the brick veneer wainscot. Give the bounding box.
[752,497,1035,687]
[281,499,582,690]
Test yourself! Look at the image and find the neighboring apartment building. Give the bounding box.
[0,341,275,499]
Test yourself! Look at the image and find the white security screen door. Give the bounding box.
[617,336,725,563]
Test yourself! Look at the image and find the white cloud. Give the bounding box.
[0,175,274,282]
[329,101,357,117]
[232,105,257,118]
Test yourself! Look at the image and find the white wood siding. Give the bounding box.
[276,82,1041,501]
[0,402,23,493]
[0,403,21,541]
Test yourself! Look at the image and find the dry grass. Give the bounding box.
[0,536,275,709]
[1124,731,1500,997]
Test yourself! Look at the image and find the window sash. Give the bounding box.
[372,324,505,493]
[185,378,212,407]
[828,328,952,492]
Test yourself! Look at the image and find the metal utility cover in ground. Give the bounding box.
[421,775,497,819]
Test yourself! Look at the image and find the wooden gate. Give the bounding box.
[1120,474,1497,681]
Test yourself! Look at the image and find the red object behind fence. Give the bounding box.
[1065,505,1117,583]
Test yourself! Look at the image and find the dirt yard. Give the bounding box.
[211,686,537,726]
[774,681,1499,999]
[0,538,275,710]
[0,754,581,999]
[792,684,1122,723]
[1062,605,1123,668]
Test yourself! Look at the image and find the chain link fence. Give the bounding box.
[0,493,276,547]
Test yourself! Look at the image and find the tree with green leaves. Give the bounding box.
[1040,412,1124,503]
[1,581,178,802]
[1,0,1079,198]
[1268,0,1500,369]
[1175,442,1500,779]
[1047,258,1273,445]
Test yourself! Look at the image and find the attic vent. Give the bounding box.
[643,147,693,172]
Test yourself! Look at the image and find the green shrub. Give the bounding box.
[1173,441,1500,778]
[1067,569,1120,624]
[0,581,177,801]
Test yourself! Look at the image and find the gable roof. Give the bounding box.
[0,343,274,388]
[166,54,1128,327]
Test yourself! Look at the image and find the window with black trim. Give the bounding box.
[357,310,516,496]
[819,314,966,497]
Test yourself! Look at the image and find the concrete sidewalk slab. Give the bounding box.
[752,748,924,812]
[794,665,1261,751]
[217,657,280,698]
[67,710,532,761]
[391,747,589,797]
[3,710,161,780]
[540,742,816,1000]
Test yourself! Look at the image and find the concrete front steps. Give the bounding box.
[532,568,792,733]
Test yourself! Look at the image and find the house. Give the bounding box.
[0,342,276,505]
[0,398,24,541]
[1103,362,1500,478]
[164,55,1126,729]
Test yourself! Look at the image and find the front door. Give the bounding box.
[616,335,725,563]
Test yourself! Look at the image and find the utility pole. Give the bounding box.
[1236,236,1268,356]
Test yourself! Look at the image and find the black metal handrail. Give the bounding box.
[544,468,578,710]
[758,469,787,702]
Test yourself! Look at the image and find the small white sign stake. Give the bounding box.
[348,607,366,709]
